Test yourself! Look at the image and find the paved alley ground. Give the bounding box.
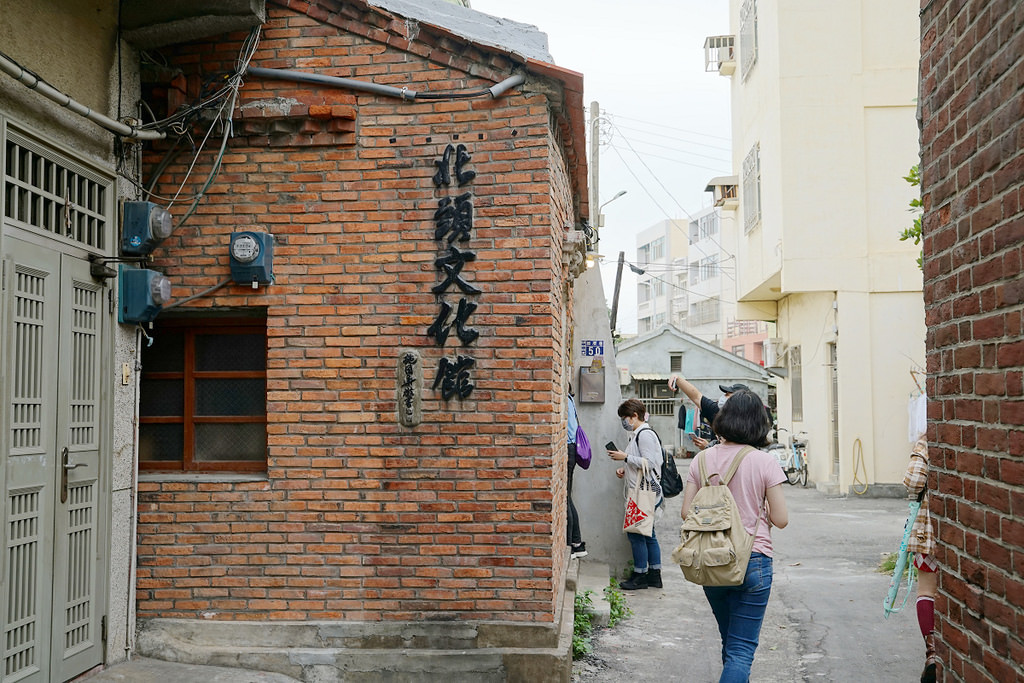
[574,474,925,682]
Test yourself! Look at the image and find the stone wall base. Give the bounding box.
[135,564,579,682]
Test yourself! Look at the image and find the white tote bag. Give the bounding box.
[623,459,658,537]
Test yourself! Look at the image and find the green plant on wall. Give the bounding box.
[899,164,923,269]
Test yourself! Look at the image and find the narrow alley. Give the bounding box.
[575,481,922,682]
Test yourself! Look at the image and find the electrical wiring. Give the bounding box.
[607,142,729,173]
[612,123,733,154]
[606,140,736,279]
[162,277,233,310]
[137,28,261,134]
[613,136,731,164]
[623,259,739,303]
[135,26,259,231]
[609,119,737,263]
[613,113,733,142]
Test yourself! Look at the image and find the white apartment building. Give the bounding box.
[706,0,924,493]
[635,219,688,334]
[684,206,739,345]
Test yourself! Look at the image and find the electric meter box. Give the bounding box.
[121,201,173,256]
[119,265,171,323]
[229,231,274,285]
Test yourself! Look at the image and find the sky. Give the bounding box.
[469,0,733,333]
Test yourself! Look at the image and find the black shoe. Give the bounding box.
[618,571,648,590]
[920,662,937,683]
[570,542,588,559]
[647,569,662,588]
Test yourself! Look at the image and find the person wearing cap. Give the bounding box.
[668,375,749,449]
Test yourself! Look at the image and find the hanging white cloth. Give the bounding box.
[908,392,927,442]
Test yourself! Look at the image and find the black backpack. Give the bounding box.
[638,427,683,498]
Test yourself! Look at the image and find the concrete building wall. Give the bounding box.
[0,0,142,666]
[132,2,582,629]
[919,2,1024,679]
[726,0,924,493]
[635,219,687,334]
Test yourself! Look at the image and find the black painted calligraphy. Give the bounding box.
[429,141,480,400]
[433,193,474,244]
[432,355,476,400]
[432,246,481,296]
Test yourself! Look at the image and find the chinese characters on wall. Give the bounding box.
[429,143,479,401]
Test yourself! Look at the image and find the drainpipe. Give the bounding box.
[0,52,166,141]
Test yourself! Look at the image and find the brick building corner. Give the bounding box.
[919,1,1024,679]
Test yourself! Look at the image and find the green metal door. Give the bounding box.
[2,237,107,683]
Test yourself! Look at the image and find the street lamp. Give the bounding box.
[590,189,627,255]
[597,190,627,228]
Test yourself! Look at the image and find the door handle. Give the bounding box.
[60,447,87,503]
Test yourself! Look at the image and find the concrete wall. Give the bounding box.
[0,0,141,667]
[569,266,630,574]
[724,0,924,492]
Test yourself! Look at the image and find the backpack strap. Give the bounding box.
[636,427,663,480]
[697,450,710,487]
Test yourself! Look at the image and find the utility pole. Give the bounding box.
[588,101,600,249]
[609,251,624,332]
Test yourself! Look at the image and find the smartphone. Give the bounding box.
[605,441,617,451]
[681,433,697,449]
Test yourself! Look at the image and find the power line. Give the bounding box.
[608,120,737,269]
[605,142,733,278]
[613,123,733,153]
[611,134,732,163]
[607,142,729,173]
[614,113,733,142]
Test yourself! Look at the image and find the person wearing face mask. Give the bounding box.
[668,376,750,449]
[607,398,664,590]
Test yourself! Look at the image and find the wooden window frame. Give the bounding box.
[139,317,267,472]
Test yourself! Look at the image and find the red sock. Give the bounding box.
[916,596,935,637]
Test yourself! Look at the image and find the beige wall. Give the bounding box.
[727,0,923,492]
[1,0,140,664]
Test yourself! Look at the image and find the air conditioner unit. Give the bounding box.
[763,338,788,368]
[654,383,674,399]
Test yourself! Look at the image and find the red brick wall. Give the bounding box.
[919,1,1024,679]
[135,1,578,624]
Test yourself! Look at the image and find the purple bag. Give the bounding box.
[575,425,592,469]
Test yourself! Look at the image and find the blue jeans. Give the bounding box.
[703,553,773,683]
[625,528,661,572]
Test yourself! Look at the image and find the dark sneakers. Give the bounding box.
[570,542,588,559]
[647,569,663,588]
[618,571,648,590]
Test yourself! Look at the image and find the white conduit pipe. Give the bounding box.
[247,67,525,101]
[0,52,166,141]
[487,73,525,98]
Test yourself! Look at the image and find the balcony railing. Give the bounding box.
[643,398,676,417]
[704,35,736,75]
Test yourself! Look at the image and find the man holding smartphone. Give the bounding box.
[668,375,749,449]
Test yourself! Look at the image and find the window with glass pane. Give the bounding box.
[138,319,267,471]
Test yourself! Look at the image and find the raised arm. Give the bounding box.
[669,374,704,406]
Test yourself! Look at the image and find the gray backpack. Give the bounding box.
[671,446,755,586]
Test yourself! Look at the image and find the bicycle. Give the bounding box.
[768,426,808,486]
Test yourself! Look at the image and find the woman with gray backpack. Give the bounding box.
[678,389,789,683]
